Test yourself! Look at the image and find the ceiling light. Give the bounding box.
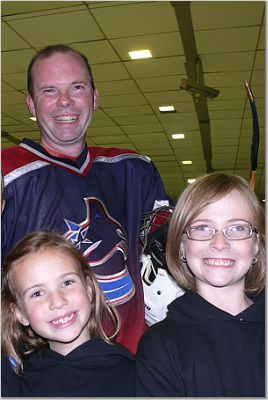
[159,106,175,113]
[172,133,184,140]
[30,116,37,121]
[188,179,196,184]
[182,160,192,165]
[129,49,152,59]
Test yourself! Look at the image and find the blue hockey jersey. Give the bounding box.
[2,138,170,353]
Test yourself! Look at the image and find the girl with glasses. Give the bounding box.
[135,172,265,397]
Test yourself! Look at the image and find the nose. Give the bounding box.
[49,290,68,310]
[210,230,230,251]
[57,90,73,108]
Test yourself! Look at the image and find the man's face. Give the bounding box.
[26,52,99,154]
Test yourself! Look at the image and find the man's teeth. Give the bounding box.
[205,259,234,267]
[54,115,78,123]
[51,313,74,325]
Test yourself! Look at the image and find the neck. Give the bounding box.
[49,331,91,356]
[197,284,253,315]
[40,139,85,159]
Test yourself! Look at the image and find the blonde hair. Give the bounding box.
[166,173,265,293]
[2,231,120,376]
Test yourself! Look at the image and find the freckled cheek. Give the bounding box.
[79,291,91,304]
[78,293,92,312]
[237,241,256,257]
[26,304,47,325]
[185,242,205,258]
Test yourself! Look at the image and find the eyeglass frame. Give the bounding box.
[184,224,259,241]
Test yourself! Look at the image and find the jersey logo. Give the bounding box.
[63,197,135,305]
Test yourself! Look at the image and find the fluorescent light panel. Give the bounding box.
[172,133,184,139]
[129,49,152,59]
[182,160,192,165]
[159,106,175,112]
[188,179,196,184]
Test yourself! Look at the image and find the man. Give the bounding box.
[2,44,171,353]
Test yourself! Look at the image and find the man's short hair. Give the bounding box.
[27,44,95,97]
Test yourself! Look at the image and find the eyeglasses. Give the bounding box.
[184,224,259,241]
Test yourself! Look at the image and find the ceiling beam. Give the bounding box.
[171,1,213,172]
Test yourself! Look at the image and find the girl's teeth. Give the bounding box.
[51,313,74,325]
[205,259,234,267]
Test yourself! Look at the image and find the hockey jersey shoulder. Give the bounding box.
[89,146,151,164]
[2,143,152,182]
[2,145,42,175]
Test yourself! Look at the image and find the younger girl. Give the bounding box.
[2,231,135,397]
[135,173,265,397]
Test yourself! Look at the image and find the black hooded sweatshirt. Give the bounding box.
[2,337,135,397]
[136,290,265,397]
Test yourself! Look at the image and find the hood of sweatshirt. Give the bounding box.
[25,337,134,370]
[165,290,265,324]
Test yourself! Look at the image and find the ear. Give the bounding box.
[253,234,260,259]
[93,88,99,111]
[25,94,37,117]
[13,305,30,327]
[179,237,186,259]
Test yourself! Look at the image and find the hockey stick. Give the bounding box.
[244,81,260,191]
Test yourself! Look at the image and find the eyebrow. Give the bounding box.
[41,80,87,87]
[191,218,252,225]
[22,272,81,297]
[71,80,87,84]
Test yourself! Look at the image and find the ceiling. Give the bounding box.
[1,1,265,202]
